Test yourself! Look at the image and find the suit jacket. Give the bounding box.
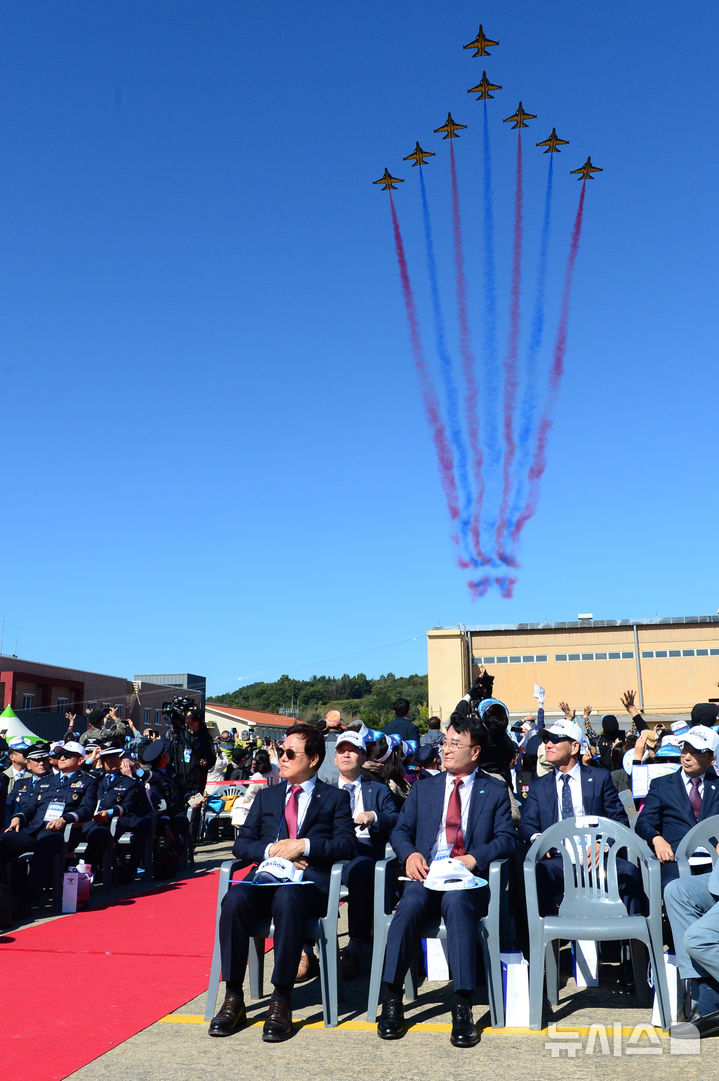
[342,777,398,860]
[636,769,719,852]
[390,769,516,874]
[519,764,629,844]
[233,777,357,892]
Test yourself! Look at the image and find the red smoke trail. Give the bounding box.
[495,130,524,563]
[388,193,461,527]
[510,183,587,547]
[449,142,488,565]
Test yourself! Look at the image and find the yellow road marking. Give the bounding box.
[157,1015,669,1037]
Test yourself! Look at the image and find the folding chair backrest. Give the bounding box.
[675,813,719,876]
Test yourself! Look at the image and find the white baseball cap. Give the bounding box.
[542,719,584,744]
[680,726,719,755]
[334,731,366,753]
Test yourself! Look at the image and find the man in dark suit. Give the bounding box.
[636,726,719,890]
[210,723,356,1042]
[377,713,516,1048]
[332,729,399,979]
[519,719,642,915]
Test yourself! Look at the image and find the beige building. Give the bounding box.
[427,616,719,723]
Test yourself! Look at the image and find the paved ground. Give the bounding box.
[17,836,717,1080]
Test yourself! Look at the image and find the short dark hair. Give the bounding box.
[393,697,410,718]
[284,723,325,768]
[448,713,483,747]
[428,716,441,729]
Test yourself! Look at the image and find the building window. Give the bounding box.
[642,651,654,659]
[555,654,567,662]
[711,649,719,657]
[608,652,621,660]
[568,654,580,661]
[682,650,696,657]
[669,650,681,657]
[509,656,521,664]
[522,655,534,663]
[654,650,667,658]
[144,708,151,725]
[535,654,548,662]
[581,653,593,661]
[696,649,709,657]
[57,697,68,713]
[595,652,607,660]
[480,657,496,665]
[496,656,508,663]
[22,694,34,710]
[621,652,634,659]
[155,710,162,723]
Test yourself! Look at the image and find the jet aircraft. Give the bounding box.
[536,128,569,153]
[570,156,603,180]
[402,142,435,167]
[463,24,499,56]
[373,168,404,191]
[503,102,537,129]
[467,71,502,100]
[434,113,467,139]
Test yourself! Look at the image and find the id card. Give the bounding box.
[44,801,65,822]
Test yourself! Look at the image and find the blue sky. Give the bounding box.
[2,2,717,696]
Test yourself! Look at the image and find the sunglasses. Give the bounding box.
[544,734,572,745]
[57,751,81,759]
[277,747,304,760]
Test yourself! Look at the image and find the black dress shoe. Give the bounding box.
[672,1009,719,1039]
[450,1004,480,1048]
[377,997,406,1040]
[262,999,293,1042]
[208,992,246,1037]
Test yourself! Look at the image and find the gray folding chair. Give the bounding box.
[675,814,719,878]
[523,816,671,1030]
[366,852,508,1027]
[204,859,348,1027]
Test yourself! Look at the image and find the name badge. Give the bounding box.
[183,749,191,763]
[44,801,65,822]
[433,844,451,862]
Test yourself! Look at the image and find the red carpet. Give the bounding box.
[0,871,223,1081]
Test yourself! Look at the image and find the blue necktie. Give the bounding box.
[561,775,574,819]
[343,783,356,815]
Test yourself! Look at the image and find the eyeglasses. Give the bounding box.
[544,734,572,745]
[443,739,472,752]
[277,747,305,760]
[57,751,80,759]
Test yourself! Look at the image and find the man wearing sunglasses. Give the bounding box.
[519,719,641,916]
[210,723,356,1042]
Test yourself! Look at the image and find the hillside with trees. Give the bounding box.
[209,672,429,732]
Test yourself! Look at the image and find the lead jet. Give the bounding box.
[403,142,435,167]
[373,168,404,191]
[570,156,602,180]
[536,127,569,153]
[503,102,537,129]
[434,112,467,139]
[467,71,502,100]
[463,24,498,56]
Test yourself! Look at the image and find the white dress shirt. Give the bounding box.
[682,771,705,801]
[339,777,376,847]
[555,761,584,819]
[264,775,316,858]
[431,771,476,859]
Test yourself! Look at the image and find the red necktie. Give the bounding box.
[445,777,465,857]
[689,778,702,821]
[284,784,302,838]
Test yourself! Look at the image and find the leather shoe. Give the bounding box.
[262,999,293,1042]
[672,1009,719,1039]
[377,997,405,1040]
[341,949,361,980]
[208,992,246,1037]
[450,1004,480,1048]
[296,950,320,982]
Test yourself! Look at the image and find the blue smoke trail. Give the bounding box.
[504,156,554,547]
[418,164,476,566]
[481,99,500,561]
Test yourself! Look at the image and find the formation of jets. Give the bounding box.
[536,127,569,153]
[503,101,537,129]
[403,142,435,167]
[467,71,502,100]
[463,24,498,57]
[570,156,603,180]
[374,25,602,189]
[433,112,467,140]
